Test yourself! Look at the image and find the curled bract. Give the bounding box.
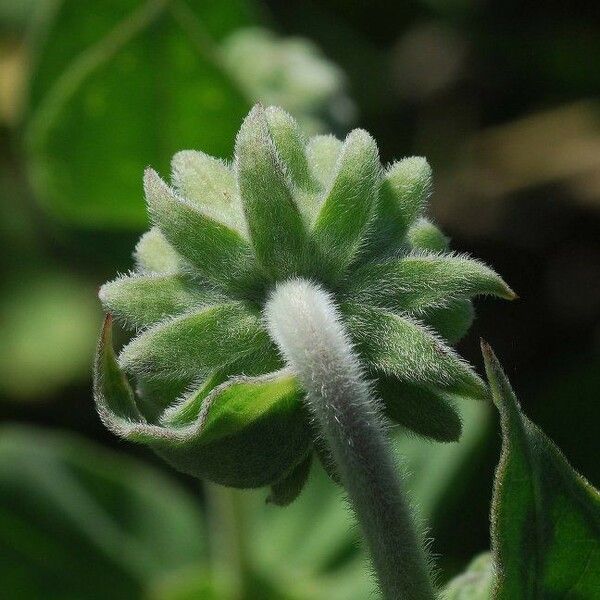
[94,104,514,500]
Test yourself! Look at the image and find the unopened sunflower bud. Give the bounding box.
[94,104,513,499]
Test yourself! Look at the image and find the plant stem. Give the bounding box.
[205,482,248,599]
[265,278,436,600]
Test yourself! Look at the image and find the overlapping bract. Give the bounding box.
[95,104,514,500]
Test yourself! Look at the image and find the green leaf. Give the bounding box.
[171,150,247,235]
[312,129,380,278]
[424,299,475,344]
[482,341,600,599]
[118,301,273,380]
[407,217,450,252]
[235,104,310,279]
[135,374,192,423]
[144,168,258,294]
[178,371,303,446]
[268,453,313,507]
[442,553,495,599]
[264,105,313,190]
[363,157,431,259]
[133,227,183,273]
[376,376,462,442]
[99,272,223,329]
[344,253,514,313]
[95,315,145,432]
[94,317,310,488]
[160,350,282,427]
[24,0,254,228]
[0,424,205,599]
[343,302,487,399]
[306,134,343,189]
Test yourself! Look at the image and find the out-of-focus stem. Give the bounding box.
[265,278,436,600]
[205,482,248,599]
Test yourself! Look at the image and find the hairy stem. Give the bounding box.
[265,278,436,600]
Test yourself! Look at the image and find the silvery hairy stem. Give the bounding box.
[265,278,436,600]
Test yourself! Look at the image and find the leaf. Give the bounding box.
[442,553,495,599]
[235,104,310,279]
[407,217,450,252]
[376,376,462,442]
[118,302,273,380]
[424,299,474,344]
[95,315,145,431]
[264,105,313,190]
[268,453,313,507]
[144,169,259,295]
[170,150,246,235]
[482,341,600,599]
[343,253,514,313]
[24,0,255,228]
[94,317,310,488]
[99,272,222,329]
[343,302,488,400]
[363,157,431,259]
[312,129,380,278]
[306,134,342,189]
[133,227,183,273]
[0,424,205,599]
[178,371,303,447]
[135,374,192,423]
[160,351,282,427]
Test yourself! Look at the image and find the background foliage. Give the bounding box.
[1,0,599,597]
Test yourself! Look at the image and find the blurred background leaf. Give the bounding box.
[22,0,255,228]
[18,0,354,229]
[0,270,99,399]
[0,415,490,600]
[0,425,205,599]
[442,552,494,600]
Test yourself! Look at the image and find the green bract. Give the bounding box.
[94,105,514,500]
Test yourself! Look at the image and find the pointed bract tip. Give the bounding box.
[246,103,266,122]
[171,149,198,169]
[480,338,493,357]
[101,313,113,345]
[265,104,290,117]
[345,127,374,144]
[502,284,519,301]
[236,104,270,151]
[143,167,162,193]
[404,155,431,168]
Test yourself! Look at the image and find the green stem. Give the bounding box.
[205,482,248,599]
[265,278,436,600]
